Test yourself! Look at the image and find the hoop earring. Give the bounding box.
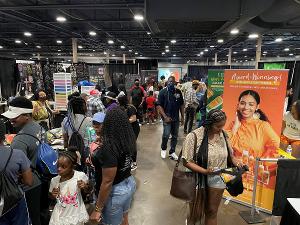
[253,110,261,119]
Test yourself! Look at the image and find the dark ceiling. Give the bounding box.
[0,0,300,62]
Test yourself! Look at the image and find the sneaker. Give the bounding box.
[131,162,137,171]
[169,152,178,161]
[161,150,167,159]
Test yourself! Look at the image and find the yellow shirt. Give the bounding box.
[32,100,49,121]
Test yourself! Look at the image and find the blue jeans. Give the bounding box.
[161,121,180,154]
[102,176,136,225]
[0,197,30,225]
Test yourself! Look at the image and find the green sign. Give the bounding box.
[264,63,286,70]
[207,70,224,112]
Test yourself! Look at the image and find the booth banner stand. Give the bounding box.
[207,69,224,113]
[222,69,289,212]
[53,73,72,111]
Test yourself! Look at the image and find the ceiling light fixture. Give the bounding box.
[57,40,62,44]
[284,48,290,51]
[173,54,176,57]
[56,16,66,22]
[134,14,144,21]
[243,48,247,52]
[165,49,170,52]
[200,51,204,55]
[275,38,283,42]
[108,40,114,44]
[120,45,125,49]
[230,28,239,35]
[147,32,151,35]
[171,40,176,44]
[210,45,215,48]
[135,52,139,55]
[15,40,21,44]
[58,49,61,52]
[112,54,116,57]
[78,45,83,49]
[58,53,61,56]
[233,51,237,54]
[36,45,41,49]
[24,32,32,37]
[0,46,3,49]
[104,51,107,55]
[165,45,169,49]
[248,33,259,39]
[217,39,224,43]
[263,51,267,54]
[162,52,165,55]
[129,50,133,52]
[204,49,208,52]
[289,53,294,56]
[93,49,95,52]
[89,31,97,36]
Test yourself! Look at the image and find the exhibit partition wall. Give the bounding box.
[222,69,289,211]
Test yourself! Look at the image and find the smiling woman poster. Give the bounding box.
[222,69,289,211]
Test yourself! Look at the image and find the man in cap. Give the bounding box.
[104,92,118,111]
[184,80,200,134]
[2,97,45,225]
[87,89,106,117]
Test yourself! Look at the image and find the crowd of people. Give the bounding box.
[0,75,299,225]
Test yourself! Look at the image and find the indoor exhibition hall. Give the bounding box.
[0,1,299,225]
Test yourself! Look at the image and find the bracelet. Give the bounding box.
[95,204,103,212]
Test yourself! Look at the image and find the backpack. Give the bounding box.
[0,149,23,216]
[68,117,86,162]
[15,133,58,179]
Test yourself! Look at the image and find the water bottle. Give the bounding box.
[286,145,292,155]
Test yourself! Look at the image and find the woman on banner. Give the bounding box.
[226,90,280,187]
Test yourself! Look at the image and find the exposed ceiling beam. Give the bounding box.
[0,3,144,10]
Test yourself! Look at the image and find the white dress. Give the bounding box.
[49,171,89,225]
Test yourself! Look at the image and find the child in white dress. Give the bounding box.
[49,148,89,225]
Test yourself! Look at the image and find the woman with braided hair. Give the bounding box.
[182,109,242,225]
[62,93,92,149]
[90,107,136,225]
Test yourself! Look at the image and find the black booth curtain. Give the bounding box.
[0,58,18,99]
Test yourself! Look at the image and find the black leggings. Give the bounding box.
[25,185,42,225]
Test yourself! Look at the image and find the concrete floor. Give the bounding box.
[127,122,274,225]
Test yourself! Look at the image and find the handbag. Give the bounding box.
[170,132,198,202]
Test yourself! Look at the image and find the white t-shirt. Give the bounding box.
[283,112,300,140]
[49,171,89,225]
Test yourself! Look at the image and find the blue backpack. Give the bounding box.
[15,133,58,178]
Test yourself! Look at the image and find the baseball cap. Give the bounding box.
[90,89,100,96]
[92,112,106,123]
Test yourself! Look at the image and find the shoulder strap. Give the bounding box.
[15,133,41,144]
[78,116,87,131]
[222,130,234,167]
[2,148,13,172]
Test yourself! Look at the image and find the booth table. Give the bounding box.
[280,198,300,225]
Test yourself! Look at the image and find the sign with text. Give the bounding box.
[207,70,224,113]
[222,69,289,211]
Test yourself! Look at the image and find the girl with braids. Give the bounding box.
[62,93,92,149]
[226,90,280,167]
[90,108,136,225]
[182,109,241,225]
[49,147,90,225]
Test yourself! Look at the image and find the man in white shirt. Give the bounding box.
[184,80,199,134]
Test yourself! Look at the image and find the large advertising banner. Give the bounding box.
[207,70,224,113]
[158,67,182,81]
[222,69,289,211]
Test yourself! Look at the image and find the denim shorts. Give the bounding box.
[207,175,226,189]
[102,176,136,225]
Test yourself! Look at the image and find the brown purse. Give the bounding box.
[170,132,198,202]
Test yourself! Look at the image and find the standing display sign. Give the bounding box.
[53,73,72,111]
[222,69,289,211]
[207,70,224,113]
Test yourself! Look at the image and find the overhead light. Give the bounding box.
[56,16,66,22]
[68,59,71,62]
[197,54,201,57]
[36,45,41,49]
[171,40,176,44]
[245,59,248,62]
[104,51,107,55]
[230,28,239,35]
[204,49,209,52]
[162,52,165,55]
[243,48,247,52]
[93,49,95,52]
[289,53,294,56]
[233,51,238,54]
[57,40,62,44]
[147,32,151,35]
[275,38,283,42]
[15,40,21,44]
[24,32,32,37]
[140,55,143,57]
[134,14,144,21]
[120,45,125,49]
[251,58,254,61]
[200,51,204,55]
[89,54,93,57]
[210,45,215,48]
[78,45,83,49]
[217,39,224,43]
[263,51,267,54]
[0,46,3,49]
[165,45,169,49]
[263,53,267,56]
[129,49,133,52]
[165,49,170,53]
[173,54,176,57]
[58,49,61,52]
[112,54,116,57]
[135,52,138,55]
[108,40,114,44]
[248,33,259,39]
[284,48,290,51]
[89,31,97,36]
[58,53,61,56]
[244,55,247,58]
[226,54,229,57]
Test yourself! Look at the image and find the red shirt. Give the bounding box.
[146,96,156,109]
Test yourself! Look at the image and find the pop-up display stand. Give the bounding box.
[53,73,72,111]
